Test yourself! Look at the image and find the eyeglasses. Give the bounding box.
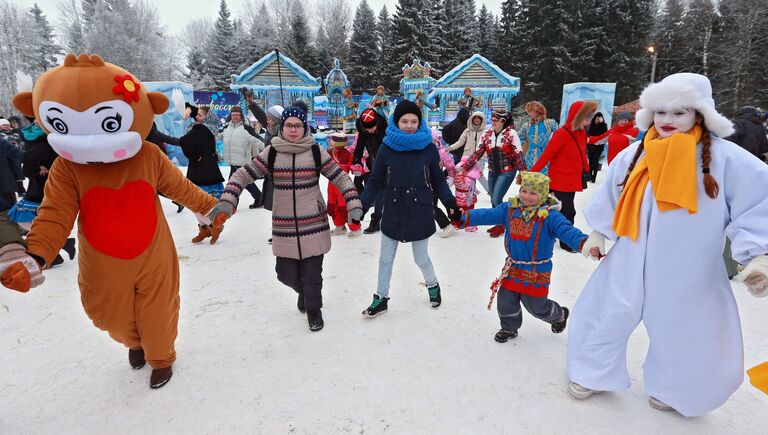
[491,118,501,123]
[283,123,304,130]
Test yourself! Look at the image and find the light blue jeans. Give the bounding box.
[376,234,438,298]
[488,171,517,207]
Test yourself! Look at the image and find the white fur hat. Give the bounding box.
[635,73,734,138]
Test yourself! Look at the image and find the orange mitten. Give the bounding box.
[0,243,44,292]
[208,201,234,228]
[748,362,768,394]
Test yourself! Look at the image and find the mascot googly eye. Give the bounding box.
[12,53,169,165]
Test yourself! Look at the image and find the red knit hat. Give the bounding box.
[360,108,378,129]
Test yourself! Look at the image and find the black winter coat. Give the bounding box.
[179,124,224,186]
[0,138,23,193]
[442,108,470,160]
[727,107,768,161]
[360,142,456,242]
[353,111,388,170]
[21,136,57,203]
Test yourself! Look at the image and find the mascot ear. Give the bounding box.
[12,92,35,117]
[147,92,170,115]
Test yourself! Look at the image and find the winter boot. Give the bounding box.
[551,307,570,334]
[209,224,224,244]
[249,201,262,209]
[364,216,381,234]
[62,238,76,260]
[362,294,389,317]
[150,366,173,389]
[307,309,324,331]
[128,348,146,370]
[648,396,674,412]
[191,225,212,243]
[330,226,347,236]
[268,238,273,245]
[489,224,505,238]
[494,329,518,343]
[348,229,362,238]
[438,225,454,238]
[427,284,441,308]
[297,292,306,313]
[569,381,597,400]
[51,254,64,267]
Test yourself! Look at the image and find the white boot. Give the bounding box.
[330,226,347,236]
[648,396,674,412]
[568,381,598,400]
[438,225,455,238]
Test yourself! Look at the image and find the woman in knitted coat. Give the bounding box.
[211,104,362,332]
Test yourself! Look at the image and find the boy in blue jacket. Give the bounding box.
[459,171,588,342]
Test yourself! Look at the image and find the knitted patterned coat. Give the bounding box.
[221,136,362,260]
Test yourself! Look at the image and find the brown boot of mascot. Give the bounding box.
[191,225,212,243]
[150,366,173,389]
[209,224,224,244]
[128,348,145,369]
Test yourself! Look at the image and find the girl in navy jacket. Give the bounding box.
[360,100,459,317]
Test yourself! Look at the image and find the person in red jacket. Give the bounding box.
[588,112,639,165]
[530,100,597,252]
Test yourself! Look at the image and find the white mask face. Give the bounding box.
[39,100,142,164]
[653,108,697,138]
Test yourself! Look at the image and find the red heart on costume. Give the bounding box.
[80,180,158,260]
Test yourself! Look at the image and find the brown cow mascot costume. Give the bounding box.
[1,54,223,389]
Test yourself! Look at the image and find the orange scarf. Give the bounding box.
[612,126,702,240]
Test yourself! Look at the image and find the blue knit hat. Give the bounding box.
[280,104,309,137]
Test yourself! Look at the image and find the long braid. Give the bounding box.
[700,123,719,199]
[617,134,647,191]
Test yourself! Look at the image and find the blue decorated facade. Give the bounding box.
[428,54,521,124]
[230,51,321,120]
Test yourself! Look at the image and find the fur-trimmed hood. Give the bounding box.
[566,100,599,131]
[635,73,734,138]
[468,111,486,133]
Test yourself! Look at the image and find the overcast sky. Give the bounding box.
[23,0,504,36]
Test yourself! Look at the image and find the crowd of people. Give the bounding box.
[1,60,768,417]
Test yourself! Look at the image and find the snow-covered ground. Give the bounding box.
[1,167,766,434]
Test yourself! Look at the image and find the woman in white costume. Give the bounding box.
[567,73,768,417]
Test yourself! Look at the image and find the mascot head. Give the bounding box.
[12,53,169,164]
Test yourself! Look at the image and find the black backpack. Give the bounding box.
[266,144,322,176]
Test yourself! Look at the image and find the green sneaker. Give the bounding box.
[427,284,441,308]
[362,294,389,317]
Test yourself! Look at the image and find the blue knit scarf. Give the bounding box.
[383,120,433,152]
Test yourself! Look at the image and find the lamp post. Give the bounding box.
[647,45,658,83]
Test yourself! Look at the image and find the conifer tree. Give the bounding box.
[348,0,380,94]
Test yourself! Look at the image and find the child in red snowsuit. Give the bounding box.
[328,134,362,237]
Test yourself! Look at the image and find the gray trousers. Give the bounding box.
[723,238,740,278]
[497,290,563,331]
[275,254,324,311]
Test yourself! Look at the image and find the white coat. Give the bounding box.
[222,122,262,167]
[567,136,768,417]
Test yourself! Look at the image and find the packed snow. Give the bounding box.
[1,166,766,433]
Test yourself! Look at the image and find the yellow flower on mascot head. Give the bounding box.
[12,53,169,165]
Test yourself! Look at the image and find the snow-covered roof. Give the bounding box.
[231,51,321,87]
[323,59,349,92]
[433,54,520,90]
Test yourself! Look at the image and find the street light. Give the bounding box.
[647,45,658,83]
